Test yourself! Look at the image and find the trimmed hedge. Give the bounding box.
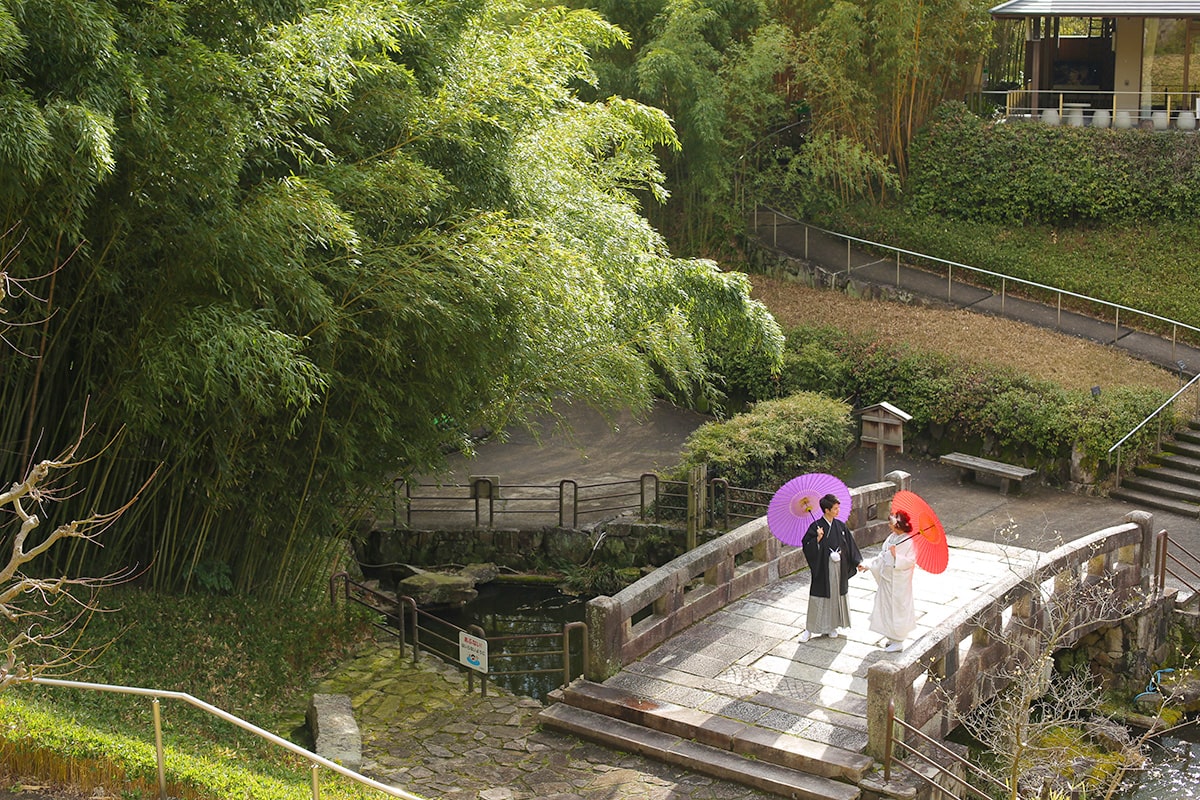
[766,326,1174,483]
[675,392,855,489]
[908,102,1200,224]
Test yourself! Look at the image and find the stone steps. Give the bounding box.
[1110,484,1200,517]
[1111,419,1200,519]
[539,679,882,800]
[539,702,866,800]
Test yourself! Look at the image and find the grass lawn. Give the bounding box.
[0,588,381,800]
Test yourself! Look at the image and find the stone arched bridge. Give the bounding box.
[540,471,1177,800]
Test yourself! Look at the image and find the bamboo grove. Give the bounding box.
[1,0,996,598]
[0,0,788,598]
[576,0,993,250]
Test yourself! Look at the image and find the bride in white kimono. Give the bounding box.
[868,510,917,652]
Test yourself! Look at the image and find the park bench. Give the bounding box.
[939,452,1036,496]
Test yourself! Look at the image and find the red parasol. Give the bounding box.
[890,490,948,574]
[767,472,851,546]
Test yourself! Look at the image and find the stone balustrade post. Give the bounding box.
[586,595,624,680]
[1124,510,1154,593]
[866,661,903,760]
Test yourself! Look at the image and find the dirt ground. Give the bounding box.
[750,274,1182,394]
[0,779,89,800]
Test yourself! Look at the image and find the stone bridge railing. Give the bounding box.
[585,472,911,680]
[865,509,1162,759]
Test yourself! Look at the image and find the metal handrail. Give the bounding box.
[1109,373,1200,455]
[708,478,771,530]
[27,676,423,800]
[884,699,1006,800]
[394,475,651,529]
[755,207,1200,487]
[1108,372,1200,487]
[329,574,586,699]
[1156,529,1200,599]
[758,206,1200,348]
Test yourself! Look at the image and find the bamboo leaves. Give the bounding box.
[1,0,785,597]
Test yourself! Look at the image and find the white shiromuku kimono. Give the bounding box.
[868,532,917,641]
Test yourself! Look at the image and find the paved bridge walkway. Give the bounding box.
[542,471,1168,800]
[543,532,1044,799]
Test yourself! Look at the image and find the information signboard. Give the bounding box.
[458,630,488,674]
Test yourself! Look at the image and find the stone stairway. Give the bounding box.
[1112,419,1200,518]
[540,680,881,800]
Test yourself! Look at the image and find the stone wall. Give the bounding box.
[356,519,693,583]
[1056,590,1178,695]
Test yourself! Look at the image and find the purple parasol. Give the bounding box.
[766,472,852,546]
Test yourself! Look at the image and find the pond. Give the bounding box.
[1117,723,1200,800]
[429,581,587,702]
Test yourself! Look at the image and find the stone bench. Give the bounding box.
[939,452,1036,496]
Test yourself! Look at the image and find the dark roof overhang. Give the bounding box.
[990,1,1200,19]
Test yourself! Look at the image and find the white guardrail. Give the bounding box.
[27,677,426,800]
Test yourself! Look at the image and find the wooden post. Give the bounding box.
[687,464,707,551]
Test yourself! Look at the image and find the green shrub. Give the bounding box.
[908,101,1200,224]
[674,392,854,488]
[780,324,1172,481]
[723,329,850,402]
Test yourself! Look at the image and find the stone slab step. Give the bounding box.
[1155,450,1200,474]
[1110,486,1200,518]
[1118,475,1200,504]
[1133,464,1200,490]
[538,703,862,800]
[556,679,875,783]
[1163,439,1200,460]
[1175,427,1200,447]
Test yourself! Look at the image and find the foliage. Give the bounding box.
[776,326,1171,477]
[907,101,1200,224]
[1,226,150,694]
[675,391,854,488]
[819,201,1200,347]
[0,0,783,597]
[560,563,641,596]
[958,561,1147,800]
[0,589,375,799]
[578,1,992,251]
[685,318,1163,489]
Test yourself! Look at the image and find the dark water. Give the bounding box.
[429,582,587,701]
[1117,724,1200,800]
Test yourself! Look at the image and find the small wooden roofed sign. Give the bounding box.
[990,0,1200,18]
[857,402,912,482]
[857,401,912,452]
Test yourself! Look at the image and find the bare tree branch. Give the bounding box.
[1,228,155,690]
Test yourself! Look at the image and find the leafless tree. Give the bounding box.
[957,528,1180,800]
[1,233,152,690]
